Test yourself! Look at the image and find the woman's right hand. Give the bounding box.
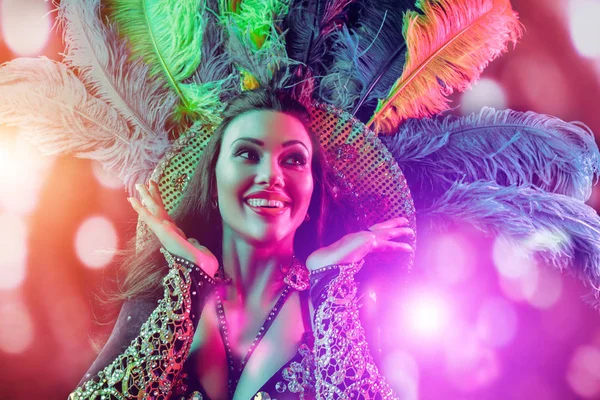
[128,180,219,277]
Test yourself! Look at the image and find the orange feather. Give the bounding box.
[367,0,523,135]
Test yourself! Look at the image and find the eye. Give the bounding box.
[284,153,307,166]
[236,148,259,161]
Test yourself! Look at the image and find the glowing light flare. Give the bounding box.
[476,297,518,348]
[0,213,28,289]
[460,78,507,115]
[75,216,118,269]
[0,131,55,216]
[404,290,451,341]
[0,299,34,354]
[91,161,124,190]
[1,0,52,56]
[569,0,600,58]
[431,234,475,285]
[567,345,600,398]
[382,350,419,400]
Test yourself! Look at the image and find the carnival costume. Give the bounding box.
[1,0,600,398]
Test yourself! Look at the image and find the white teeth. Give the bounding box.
[246,198,286,208]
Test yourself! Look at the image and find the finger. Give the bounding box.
[136,183,163,217]
[371,240,413,253]
[187,237,205,250]
[371,226,415,241]
[129,196,165,232]
[369,216,410,231]
[148,180,167,210]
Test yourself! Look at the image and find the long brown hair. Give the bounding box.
[115,88,354,301]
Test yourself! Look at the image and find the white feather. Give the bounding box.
[57,0,176,143]
[0,57,170,194]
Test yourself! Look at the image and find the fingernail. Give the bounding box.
[127,197,132,203]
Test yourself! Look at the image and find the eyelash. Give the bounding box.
[235,148,307,166]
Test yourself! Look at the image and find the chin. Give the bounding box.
[241,222,300,247]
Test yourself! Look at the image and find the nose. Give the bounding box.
[255,156,284,188]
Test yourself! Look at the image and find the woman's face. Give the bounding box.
[215,110,314,246]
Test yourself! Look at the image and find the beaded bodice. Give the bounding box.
[69,250,399,400]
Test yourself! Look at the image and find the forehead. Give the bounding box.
[222,110,312,151]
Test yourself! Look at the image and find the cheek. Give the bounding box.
[293,173,314,212]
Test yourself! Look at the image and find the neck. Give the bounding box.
[220,229,295,305]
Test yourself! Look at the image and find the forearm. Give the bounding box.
[310,260,398,399]
[70,249,215,400]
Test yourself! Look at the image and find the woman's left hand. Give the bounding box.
[305,217,414,271]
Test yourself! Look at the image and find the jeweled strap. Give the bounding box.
[215,284,293,398]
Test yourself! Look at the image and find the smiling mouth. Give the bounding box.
[244,199,291,216]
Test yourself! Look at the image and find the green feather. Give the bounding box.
[107,0,216,122]
[218,0,292,89]
[220,0,290,49]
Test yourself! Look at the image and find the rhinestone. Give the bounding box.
[275,381,287,393]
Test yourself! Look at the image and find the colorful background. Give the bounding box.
[1,0,600,399]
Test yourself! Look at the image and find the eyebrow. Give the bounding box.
[232,137,310,152]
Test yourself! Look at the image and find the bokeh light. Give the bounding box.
[0,213,28,289]
[0,130,55,216]
[383,350,419,400]
[74,216,118,269]
[493,235,536,280]
[476,296,519,348]
[91,161,124,190]
[443,327,501,392]
[569,0,600,58]
[501,51,570,116]
[1,0,52,56]
[460,78,507,115]
[431,234,475,285]
[0,298,34,354]
[494,232,565,307]
[498,262,539,303]
[566,345,600,398]
[526,264,563,309]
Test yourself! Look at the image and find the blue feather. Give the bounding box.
[420,180,600,307]
[381,108,600,210]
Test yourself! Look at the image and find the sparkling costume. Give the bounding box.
[3,1,600,399]
[70,250,395,400]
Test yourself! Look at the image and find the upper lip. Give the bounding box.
[244,190,292,205]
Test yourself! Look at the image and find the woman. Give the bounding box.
[70,89,414,400]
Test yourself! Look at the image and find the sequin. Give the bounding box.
[275,381,287,393]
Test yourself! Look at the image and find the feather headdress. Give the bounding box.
[1,0,599,306]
